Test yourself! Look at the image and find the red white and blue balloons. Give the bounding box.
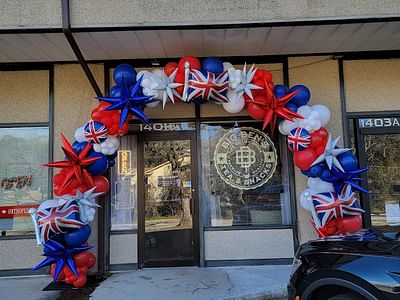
[84,120,108,144]
[288,128,311,151]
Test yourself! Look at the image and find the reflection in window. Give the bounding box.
[0,127,49,235]
[110,135,137,230]
[201,122,292,227]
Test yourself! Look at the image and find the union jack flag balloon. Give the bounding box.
[311,184,364,228]
[288,127,311,151]
[37,199,85,242]
[186,69,229,103]
[84,120,108,144]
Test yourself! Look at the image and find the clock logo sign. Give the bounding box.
[214,127,277,190]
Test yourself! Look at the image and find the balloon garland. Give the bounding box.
[30,56,367,287]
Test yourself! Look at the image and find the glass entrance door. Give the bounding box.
[141,134,197,267]
[361,133,400,229]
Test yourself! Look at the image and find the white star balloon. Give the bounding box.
[234,63,263,100]
[153,68,183,109]
[311,135,350,172]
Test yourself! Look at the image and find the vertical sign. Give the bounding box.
[117,150,131,175]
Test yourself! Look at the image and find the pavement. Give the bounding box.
[0,265,291,300]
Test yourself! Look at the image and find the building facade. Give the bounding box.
[0,1,399,275]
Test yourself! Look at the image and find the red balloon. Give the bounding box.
[337,216,362,235]
[247,101,265,120]
[73,251,90,268]
[178,56,201,72]
[310,127,328,149]
[72,273,87,288]
[315,145,326,156]
[293,148,317,170]
[92,176,110,194]
[164,62,178,76]
[174,72,185,95]
[87,253,96,268]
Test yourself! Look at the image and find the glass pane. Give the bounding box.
[201,122,291,227]
[110,135,138,230]
[364,134,400,229]
[0,127,49,235]
[144,139,193,262]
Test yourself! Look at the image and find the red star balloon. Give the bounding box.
[252,79,304,134]
[42,134,100,194]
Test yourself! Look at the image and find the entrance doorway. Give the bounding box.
[352,116,400,230]
[138,132,199,267]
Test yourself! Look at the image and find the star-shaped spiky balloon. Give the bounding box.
[97,76,156,126]
[32,239,92,282]
[252,79,303,134]
[42,134,100,195]
[311,135,351,172]
[234,63,263,100]
[322,166,369,195]
[153,68,183,109]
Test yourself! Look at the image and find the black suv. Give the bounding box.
[288,230,400,300]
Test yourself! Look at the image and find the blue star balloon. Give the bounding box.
[322,166,369,195]
[32,239,92,282]
[96,76,157,127]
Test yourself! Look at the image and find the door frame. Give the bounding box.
[137,131,200,268]
[350,113,400,228]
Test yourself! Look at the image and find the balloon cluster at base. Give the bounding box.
[30,56,370,287]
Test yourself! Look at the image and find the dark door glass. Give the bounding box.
[143,139,194,265]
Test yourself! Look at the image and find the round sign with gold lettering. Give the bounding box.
[213,127,277,190]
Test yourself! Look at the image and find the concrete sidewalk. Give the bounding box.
[91,265,291,300]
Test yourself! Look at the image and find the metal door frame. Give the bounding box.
[137,131,200,268]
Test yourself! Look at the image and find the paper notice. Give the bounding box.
[385,204,400,225]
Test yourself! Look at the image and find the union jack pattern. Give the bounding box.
[187,69,229,103]
[84,120,108,144]
[311,184,364,228]
[37,200,84,242]
[288,128,311,151]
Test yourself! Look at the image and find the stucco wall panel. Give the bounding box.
[204,229,294,261]
[0,70,48,123]
[0,0,60,29]
[344,59,400,112]
[288,56,342,243]
[54,64,104,161]
[110,234,138,264]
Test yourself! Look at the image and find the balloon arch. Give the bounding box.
[30,56,368,287]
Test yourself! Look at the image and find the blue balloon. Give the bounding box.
[301,169,310,176]
[286,102,298,112]
[308,165,323,177]
[202,57,224,74]
[108,159,115,167]
[320,169,332,181]
[338,151,358,171]
[288,85,310,107]
[113,64,137,87]
[72,141,89,155]
[274,85,289,99]
[64,225,91,247]
[110,85,121,97]
[87,151,109,175]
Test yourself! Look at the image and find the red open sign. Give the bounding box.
[0,205,39,218]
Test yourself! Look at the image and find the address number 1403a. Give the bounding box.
[359,117,400,128]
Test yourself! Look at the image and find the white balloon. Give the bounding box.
[299,189,313,211]
[152,69,164,78]
[223,90,245,113]
[108,136,120,148]
[223,62,234,71]
[146,99,160,108]
[312,104,331,126]
[87,215,94,222]
[279,119,298,135]
[74,127,86,143]
[307,177,334,194]
[137,70,151,81]
[297,105,312,118]
[93,143,102,153]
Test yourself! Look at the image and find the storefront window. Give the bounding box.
[110,135,138,230]
[0,126,49,236]
[200,121,292,227]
